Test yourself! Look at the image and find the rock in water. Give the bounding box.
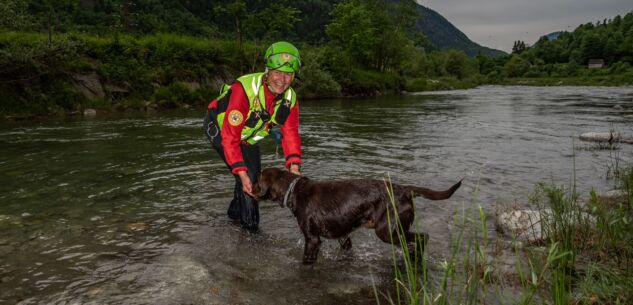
[579,131,619,143]
[496,209,546,243]
[83,109,97,117]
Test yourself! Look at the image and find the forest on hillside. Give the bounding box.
[502,14,633,78]
[0,0,345,43]
[0,0,632,117]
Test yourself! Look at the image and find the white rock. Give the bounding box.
[496,209,546,243]
[601,189,627,198]
[496,208,596,244]
[579,131,619,143]
[83,108,97,117]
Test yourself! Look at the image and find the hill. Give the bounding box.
[1,0,505,58]
[544,31,564,41]
[415,5,506,57]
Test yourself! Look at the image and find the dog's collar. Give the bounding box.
[282,177,302,208]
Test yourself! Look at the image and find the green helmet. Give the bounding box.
[264,41,301,73]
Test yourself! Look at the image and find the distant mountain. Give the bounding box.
[415,5,507,57]
[543,31,564,41]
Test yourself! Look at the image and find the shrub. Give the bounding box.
[404,77,427,92]
[290,46,341,98]
[609,61,632,74]
[503,54,530,77]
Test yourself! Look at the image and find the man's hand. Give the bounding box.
[289,163,301,176]
[238,171,254,197]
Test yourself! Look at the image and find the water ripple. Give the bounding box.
[1,86,633,304]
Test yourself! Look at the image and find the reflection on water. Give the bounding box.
[1,86,632,304]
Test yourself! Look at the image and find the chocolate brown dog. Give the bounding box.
[253,168,462,264]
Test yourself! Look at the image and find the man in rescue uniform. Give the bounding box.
[203,41,302,232]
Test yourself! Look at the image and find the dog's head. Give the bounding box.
[252,167,298,206]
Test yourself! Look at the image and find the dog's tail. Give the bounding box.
[406,179,462,200]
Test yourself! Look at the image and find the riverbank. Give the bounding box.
[501,75,633,87]
[2,31,633,119]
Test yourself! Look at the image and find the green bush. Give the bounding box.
[609,61,632,74]
[524,65,549,77]
[340,69,381,96]
[294,47,341,98]
[339,69,403,96]
[503,54,530,77]
[404,77,427,92]
[151,81,195,108]
[295,68,341,99]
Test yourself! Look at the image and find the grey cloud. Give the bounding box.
[418,0,632,52]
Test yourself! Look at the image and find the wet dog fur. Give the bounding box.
[253,168,462,264]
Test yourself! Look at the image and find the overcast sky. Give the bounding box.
[418,0,632,52]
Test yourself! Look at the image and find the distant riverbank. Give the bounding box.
[501,76,633,87]
[1,31,632,119]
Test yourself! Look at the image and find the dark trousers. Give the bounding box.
[204,110,260,231]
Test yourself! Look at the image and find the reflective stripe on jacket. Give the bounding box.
[215,73,297,145]
[208,72,302,174]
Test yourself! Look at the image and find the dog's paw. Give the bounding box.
[302,256,317,264]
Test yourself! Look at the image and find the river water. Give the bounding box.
[1,86,632,304]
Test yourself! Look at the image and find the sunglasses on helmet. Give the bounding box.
[266,53,301,72]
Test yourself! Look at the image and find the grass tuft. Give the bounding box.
[378,163,633,304]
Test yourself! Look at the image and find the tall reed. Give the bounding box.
[378,162,633,304]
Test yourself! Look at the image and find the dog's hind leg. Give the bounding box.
[374,204,428,255]
[407,232,429,256]
[375,223,428,256]
[338,236,352,250]
[373,209,413,246]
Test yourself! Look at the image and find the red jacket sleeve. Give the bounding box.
[281,101,302,168]
[221,82,249,174]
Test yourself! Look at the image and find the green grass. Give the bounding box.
[502,74,633,87]
[379,162,633,304]
[0,30,257,116]
[404,76,480,92]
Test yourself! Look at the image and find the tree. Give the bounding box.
[604,34,622,64]
[579,33,603,64]
[326,0,418,74]
[292,0,336,44]
[476,54,496,75]
[326,0,377,74]
[445,50,469,79]
[503,54,529,77]
[0,0,32,30]
[391,0,420,37]
[374,0,419,73]
[243,4,301,42]
[215,0,247,50]
[512,40,527,54]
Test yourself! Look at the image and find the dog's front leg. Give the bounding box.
[302,234,321,264]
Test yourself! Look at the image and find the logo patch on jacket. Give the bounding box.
[228,110,244,126]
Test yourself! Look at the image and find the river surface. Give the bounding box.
[1,86,633,304]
